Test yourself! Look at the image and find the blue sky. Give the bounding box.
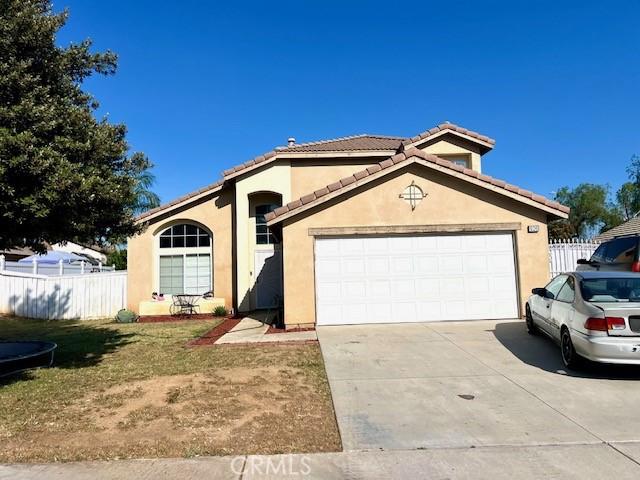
[56,0,639,204]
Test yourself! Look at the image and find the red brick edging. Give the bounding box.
[186,317,241,346]
[265,325,316,334]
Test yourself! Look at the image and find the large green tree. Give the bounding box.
[615,154,640,221]
[0,0,157,252]
[549,183,622,239]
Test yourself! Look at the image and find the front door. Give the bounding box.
[254,249,283,309]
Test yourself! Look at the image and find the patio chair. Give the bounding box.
[170,294,201,317]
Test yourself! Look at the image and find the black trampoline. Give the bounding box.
[0,341,57,378]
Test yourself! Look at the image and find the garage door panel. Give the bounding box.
[391,279,416,298]
[418,301,443,320]
[344,259,365,275]
[370,279,391,296]
[364,237,388,253]
[315,233,518,325]
[439,277,465,297]
[394,301,417,319]
[465,255,488,274]
[444,300,466,318]
[316,258,341,276]
[367,257,390,274]
[317,281,341,299]
[415,236,438,249]
[343,281,366,297]
[389,236,413,252]
[391,257,413,274]
[439,256,463,273]
[415,256,438,273]
[437,236,463,250]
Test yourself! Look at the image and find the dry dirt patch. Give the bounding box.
[0,318,340,462]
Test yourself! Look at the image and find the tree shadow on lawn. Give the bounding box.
[0,318,134,377]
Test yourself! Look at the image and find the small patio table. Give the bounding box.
[171,294,201,317]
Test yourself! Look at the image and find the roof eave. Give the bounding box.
[267,153,568,226]
[402,123,496,154]
[134,183,225,224]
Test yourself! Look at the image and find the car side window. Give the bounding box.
[590,243,607,262]
[556,276,575,303]
[545,275,568,299]
[602,237,637,263]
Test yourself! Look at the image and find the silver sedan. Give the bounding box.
[526,271,640,368]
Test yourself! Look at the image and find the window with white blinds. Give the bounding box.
[157,224,212,295]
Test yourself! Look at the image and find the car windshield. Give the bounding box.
[581,278,640,303]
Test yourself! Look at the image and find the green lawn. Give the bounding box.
[0,317,340,463]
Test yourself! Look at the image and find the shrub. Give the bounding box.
[213,306,228,317]
[115,309,138,323]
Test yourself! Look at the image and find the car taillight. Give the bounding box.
[584,317,607,331]
[584,317,626,332]
[607,317,626,330]
[632,261,640,272]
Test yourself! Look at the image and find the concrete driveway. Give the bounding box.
[318,320,640,452]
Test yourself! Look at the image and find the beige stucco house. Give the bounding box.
[128,122,569,327]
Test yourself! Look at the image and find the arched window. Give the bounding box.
[158,224,212,295]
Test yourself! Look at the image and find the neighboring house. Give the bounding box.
[128,122,569,327]
[594,216,640,242]
[51,242,108,265]
[0,247,35,262]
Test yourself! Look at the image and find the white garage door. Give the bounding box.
[314,233,519,325]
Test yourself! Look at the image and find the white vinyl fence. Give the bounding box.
[0,270,127,320]
[549,238,600,277]
[0,255,115,276]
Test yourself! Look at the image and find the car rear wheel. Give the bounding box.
[525,304,537,335]
[561,327,581,369]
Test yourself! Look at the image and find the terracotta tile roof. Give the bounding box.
[402,122,495,150]
[140,122,497,221]
[265,147,568,224]
[594,216,640,242]
[225,122,494,181]
[135,180,224,222]
[221,134,403,179]
[278,134,405,152]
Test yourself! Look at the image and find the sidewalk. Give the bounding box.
[215,314,316,345]
[2,443,640,479]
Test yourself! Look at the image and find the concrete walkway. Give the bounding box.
[2,443,640,479]
[216,314,316,344]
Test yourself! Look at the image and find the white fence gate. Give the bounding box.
[549,239,600,277]
[0,270,127,320]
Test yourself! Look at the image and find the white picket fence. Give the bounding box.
[0,269,127,320]
[0,255,115,276]
[549,238,600,277]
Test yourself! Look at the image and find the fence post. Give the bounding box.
[112,264,116,271]
[98,261,102,272]
[0,254,4,272]
[58,259,64,276]
[80,260,85,274]
[32,257,37,275]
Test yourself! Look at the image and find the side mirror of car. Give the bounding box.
[532,287,547,297]
[577,258,589,265]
